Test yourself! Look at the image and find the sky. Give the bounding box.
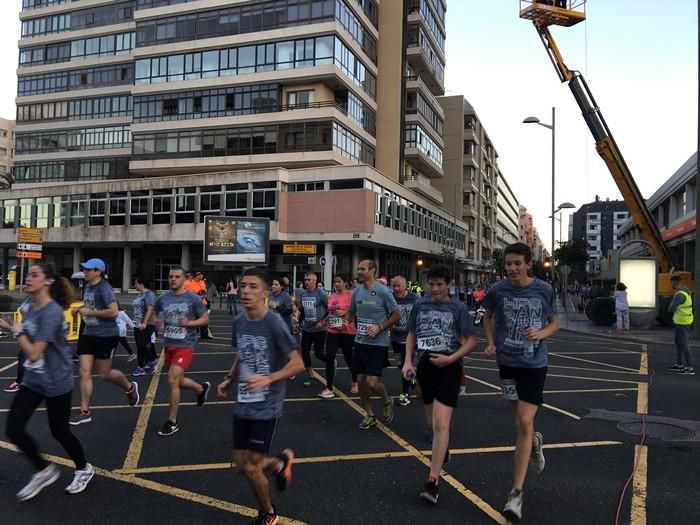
[0,1,697,250]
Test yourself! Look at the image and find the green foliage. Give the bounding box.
[554,240,589,271]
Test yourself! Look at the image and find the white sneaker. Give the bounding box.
[503,488,523,522]
[65,463,95,495]
[16,464,60,501]
[530,431,545,473]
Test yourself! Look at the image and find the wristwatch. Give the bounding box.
[13,331,25,339]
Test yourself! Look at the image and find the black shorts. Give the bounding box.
[498,365,548,406]
[353,343,388,377]
[391,341,408,368]
[417,356,462,408]
[77,335,119,360]
[232,416,278,454]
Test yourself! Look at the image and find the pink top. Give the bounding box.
[327,290,356,335]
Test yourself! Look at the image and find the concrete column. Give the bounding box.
[181,244,191,270]
[122,245,132,292]
[2,248,8,287]
[73,246,81,273]
[351,245,360,278]
[323,242,333,291]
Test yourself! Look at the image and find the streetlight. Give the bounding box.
[523,107,556,278]
[549,201,577,253]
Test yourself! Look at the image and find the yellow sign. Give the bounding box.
[18,227,44,237]
[282,244,316,255]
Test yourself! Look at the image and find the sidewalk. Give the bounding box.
[556,297,699,347]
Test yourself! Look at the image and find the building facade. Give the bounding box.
[0,118,14,189]
[571,196,629,272]
[618,152,697,272]
[8,0,459,290]
[496,167,520,250]
[436,95,498,282]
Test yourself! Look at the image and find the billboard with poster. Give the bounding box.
[203,216,270,265]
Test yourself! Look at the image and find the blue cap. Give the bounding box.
[80,258,106,272]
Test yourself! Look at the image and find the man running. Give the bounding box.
[297,272,327,387]
[390,275,420,406]
[347,260,401,429]
[482,242,559,522]
[70,258,139,425]
[402,263,476,504]
[217,268,304,525]
[154,266,211,436]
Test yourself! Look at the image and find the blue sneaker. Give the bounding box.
[132,367,146,376]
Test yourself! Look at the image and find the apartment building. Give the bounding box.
[571,196,629,272]
[0,118,14,189]
[5,0,462,290]
[435,95,498,282]
[496,167,520,250]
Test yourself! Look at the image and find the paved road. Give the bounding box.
[0,310,698,524]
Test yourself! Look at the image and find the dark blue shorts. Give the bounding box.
[232,416,278,454]
[353,343,388,377]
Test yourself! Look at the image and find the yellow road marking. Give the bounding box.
[0,440,307,525]
[0,360,18,373]
[466,362,642,376]
[637,346,648,415]
[549,352,640,372]
[549,351,642,355]
[631,445,648,525]
[122,353,164,472]
[546,373,640,385]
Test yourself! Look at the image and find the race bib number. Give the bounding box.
[501,379,519,401]
[357,322,372,336]
[328,316,343,328]
[164,324,187,340]
[237,379,266,403]
[417,335,447,353]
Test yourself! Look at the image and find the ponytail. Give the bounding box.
[36,263,76,309]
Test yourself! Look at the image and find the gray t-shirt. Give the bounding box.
[269,290,293,329]
[82,279,119,337]
[482,278,557,368]
[133,290,156,326]
[232,311,298,420]
[391,291,421,344]
[407,298,472,359]
[154,291,208,348]
[350,283,399,347]
[299,288,328,333]
[21,301,73,398]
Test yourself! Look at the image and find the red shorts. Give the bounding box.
[164,347,195,370]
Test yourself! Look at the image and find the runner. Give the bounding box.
[402,263,476,504]
[297,272,327,387]
[269,278,294,332]
[320,273,357,398]
[115,303,136,361]
[217,268,304,525]
[347,259,401,429]
[0,263,94,500]
[153,266,211,436]
[70,258,139,425]
[131,277,158,376]
[390,275,420,406]
[482,242,559,522]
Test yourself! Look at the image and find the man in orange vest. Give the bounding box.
[185,271,212,339]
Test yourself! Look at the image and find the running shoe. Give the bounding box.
[158,420,180,436]
[69,410,92,426]
[252,507,279,525]
[359,415,376,430]
[16,464,60,502]
[397,393,410,406]
[275,449,295,491]
[126,354,137,362]
[530,432,545,474]
[145,360,159,374]
[4,381,20,393]
[318,388,335,399]
[419,476,439,504]
[350,382,359,394]
[197,381,211,406]
[126,382,140,407]
[65,463,95,495]
[383,400,394,424]
[131,367,146,377]
[303,379,314,387]
[503,488,523,522]
[667,364,685,372]
[681,367,696,376]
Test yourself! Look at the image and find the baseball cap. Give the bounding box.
[80,258,106,272]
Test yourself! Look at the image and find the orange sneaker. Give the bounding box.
[275,449,294,491]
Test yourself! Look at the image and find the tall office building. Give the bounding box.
[4,0,461,290]
[571,196,629,272]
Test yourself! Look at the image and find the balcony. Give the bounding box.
[404,172,444,203]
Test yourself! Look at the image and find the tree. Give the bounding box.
[492,248,504,278]
[554,240,589,280]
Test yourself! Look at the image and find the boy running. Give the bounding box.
[482,242,559,522]
[154,266,210,436]
[402,264,476,504]
[217,268,304,525]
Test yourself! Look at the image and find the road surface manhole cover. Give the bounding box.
[618,421,693,440]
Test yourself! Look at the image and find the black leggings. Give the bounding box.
[6,387,87,471]
[134,326,157,367]
[16,350,25,383]
[301,331,327,369]
[391,341,411,395]
[325,333,357,388]
[118,336,134,355]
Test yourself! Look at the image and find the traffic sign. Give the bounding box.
[17,250,42,259]
[282,244,316,255]
[17,243,43,251]
[320,256,326,267]
[18,227,44,237]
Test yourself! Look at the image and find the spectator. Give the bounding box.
[614,283,629,331]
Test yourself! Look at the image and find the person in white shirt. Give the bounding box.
[116,303,136,361]
[614,283,630,331]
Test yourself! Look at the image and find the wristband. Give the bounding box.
[13,331,25,339]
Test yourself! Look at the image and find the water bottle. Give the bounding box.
[523,339,534,359]
[407,370,416,388]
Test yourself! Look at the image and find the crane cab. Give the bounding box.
[519,0,586,28]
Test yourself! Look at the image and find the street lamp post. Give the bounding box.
[549,201,577,251]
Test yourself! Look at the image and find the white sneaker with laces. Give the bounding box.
[65,463,95,495]
[530,431,545,473]
[502,488,523,522]
[16,464,60,502]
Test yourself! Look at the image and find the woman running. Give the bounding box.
[0,263,94,501]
